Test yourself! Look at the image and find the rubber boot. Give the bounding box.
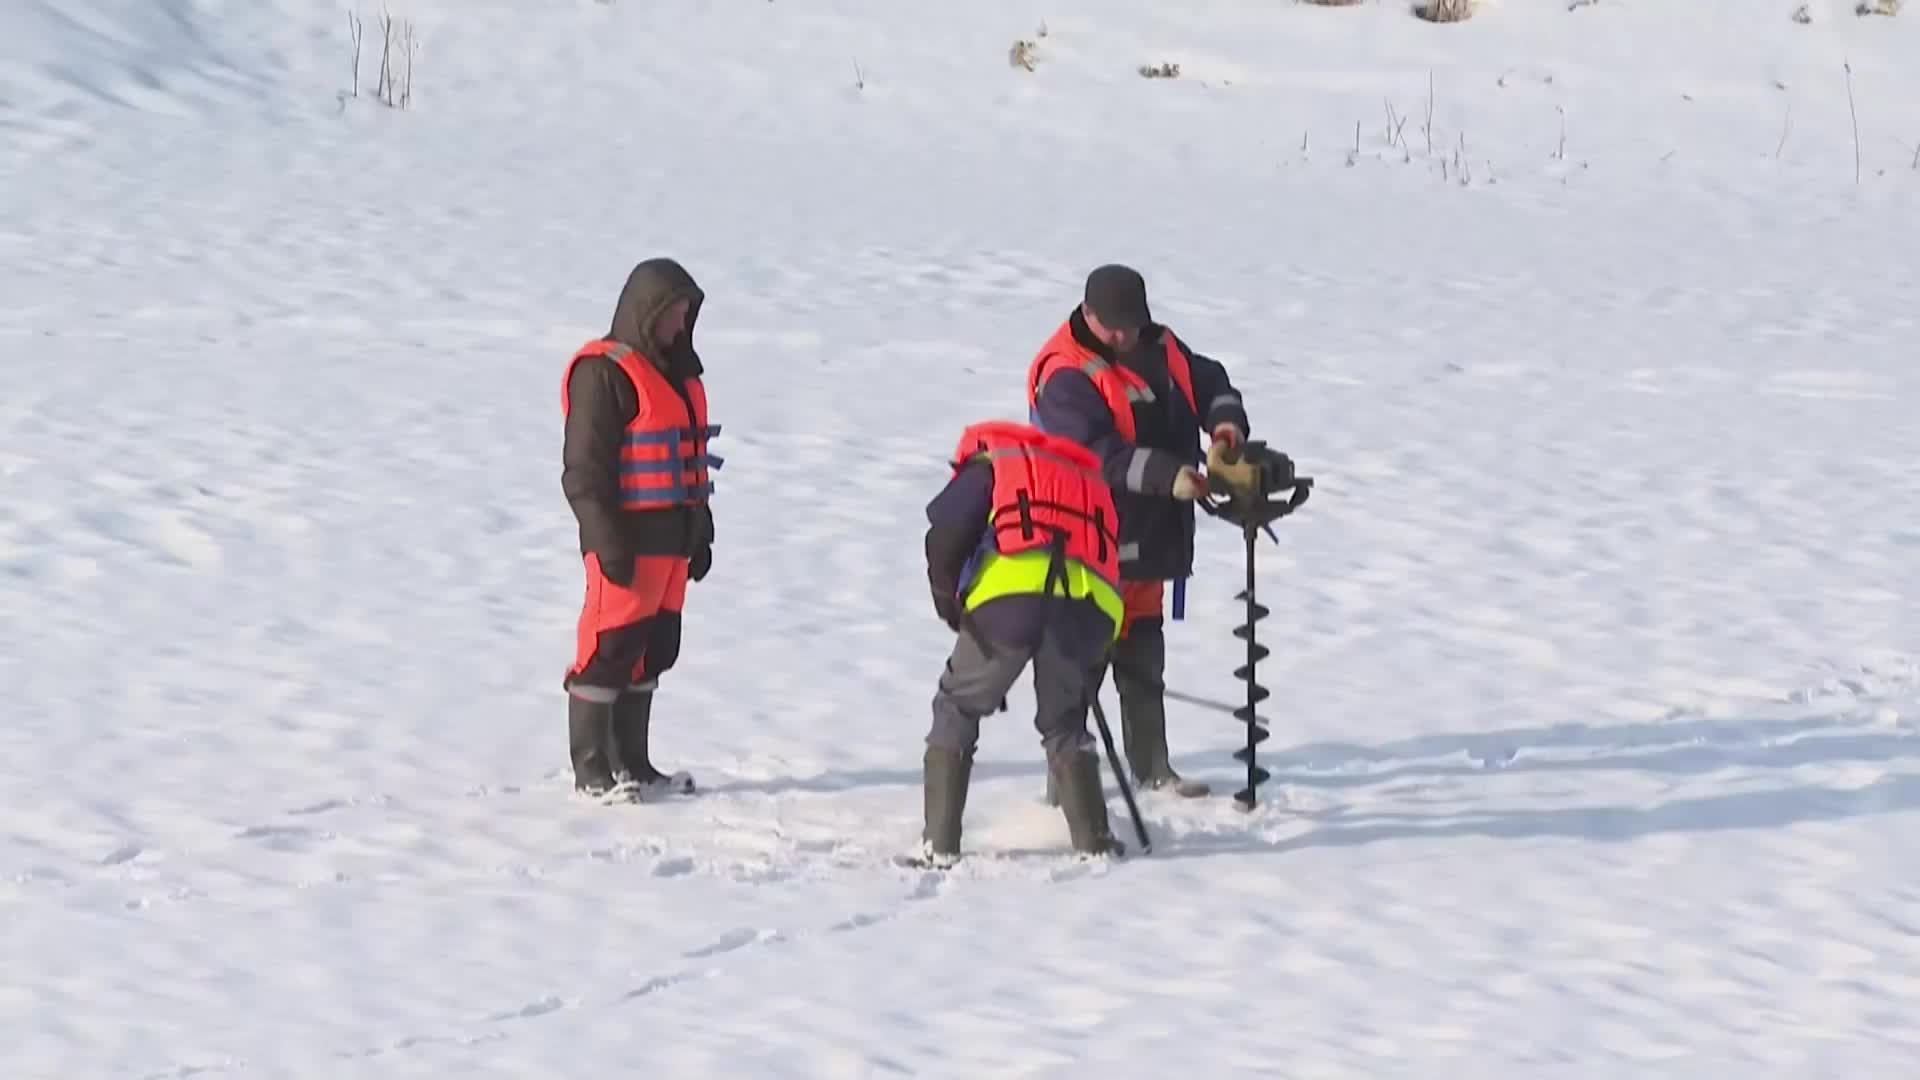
[1119,696,1208,797]
[611,688,664,784]
[610,686,695,796]
[1050,748,1125,857]
[1114,630,1210,798]
[568,695,621,797]
[919,745,974,867]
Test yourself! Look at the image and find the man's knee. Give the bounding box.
[928,633,1025,749]
[570,619,652,691]
[1039,725,1095,760]
[1113,620,1165,689]
[637,612,684,679]
[1032,697,1093,756]
[926,705,983,753]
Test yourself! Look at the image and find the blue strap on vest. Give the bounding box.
[619,424,723,500]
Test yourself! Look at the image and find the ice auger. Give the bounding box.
[1199,439,1313,810]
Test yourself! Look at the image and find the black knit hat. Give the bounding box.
[1083,264,1151,331]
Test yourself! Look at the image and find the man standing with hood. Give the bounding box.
[560,258,720,800]
[1027,264,1253,799]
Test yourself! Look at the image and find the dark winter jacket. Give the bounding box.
[562,259,716,573]
[924,459,1115,662]
[1032,308,1250,582]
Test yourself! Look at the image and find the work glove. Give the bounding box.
[1207,440,1259,499]
[1171,465,1209,502]
[597,550,636,588]
[1211,422,1246,451]
[931,587,962,632]
[688,504,715,583]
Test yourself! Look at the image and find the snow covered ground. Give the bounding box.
[4,0,1919,1076]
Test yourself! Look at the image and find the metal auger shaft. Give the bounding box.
[1197,438,1312,812]
[1231,518,1273,810]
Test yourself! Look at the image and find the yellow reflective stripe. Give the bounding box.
[963,551,1124,640]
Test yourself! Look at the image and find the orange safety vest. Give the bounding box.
[562,339,720,511]
[952,420,1121,590]
[1025,320,1197,444]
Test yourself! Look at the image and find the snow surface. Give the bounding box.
[4,0,1919,1076]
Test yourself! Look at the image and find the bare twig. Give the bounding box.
[402,20,415,108]
[347,12,363,98]
[1845,60,1861,185]
[369,9,417,110]
[1418,0,1475,22]
[378,10,392,106]
[853,58,865,90]
[1777,102,1793,160]
[1555,105,1566,160]
[1911,141,1919,170]
[1425,70,1435,155]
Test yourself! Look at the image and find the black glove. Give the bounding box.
[931,587,962,631]
[598,551,635,588]
[689,504,715,583]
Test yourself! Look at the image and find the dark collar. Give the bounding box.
[1068,306,1163,362]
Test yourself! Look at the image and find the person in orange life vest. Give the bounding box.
[560,258,720,800]
[917,420,1128,864]
[1027,264,1252,799]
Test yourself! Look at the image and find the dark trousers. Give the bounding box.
[564,552,687,702]
[1096,617,1164,717]
[927,627,1100,760]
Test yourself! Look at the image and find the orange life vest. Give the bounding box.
[952,420,1121,590]
[1025,320,1197,444]
[563,339,720,511]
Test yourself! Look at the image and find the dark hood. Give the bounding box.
[608,257,706,377]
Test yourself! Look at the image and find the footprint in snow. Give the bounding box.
[624,971,710,999]
[487,995,564,1023]
[235,824,332,852]
[651,855,696,877]
[829,911,889,933]
[684,927,780,958]
[907,872,945,901]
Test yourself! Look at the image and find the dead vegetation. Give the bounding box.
[375,10,416,108]
[1008,20,1048,72]
[1416,0,1475,22]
